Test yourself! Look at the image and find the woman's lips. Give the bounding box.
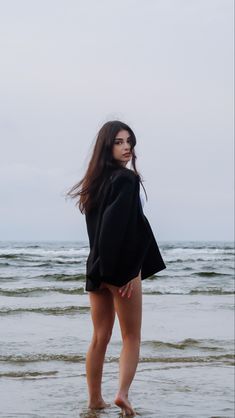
[123,153,131,157]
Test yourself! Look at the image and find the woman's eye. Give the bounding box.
[114,140,131,145]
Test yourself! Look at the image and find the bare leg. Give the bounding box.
[103,272,142,416]
[86,287,115,409]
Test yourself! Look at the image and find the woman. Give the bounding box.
[67,120,166,416]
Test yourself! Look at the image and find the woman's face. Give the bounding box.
[112,129,132,166]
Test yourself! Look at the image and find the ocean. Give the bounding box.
[0,240,234,418]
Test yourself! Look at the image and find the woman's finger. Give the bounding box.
[118,284,128,297]
[119,281,133,298]
[121,284,129,297]
[127,284,133,298]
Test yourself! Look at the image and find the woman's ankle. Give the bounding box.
[89,394,103,403]
[116,389,129,398]
[88,395,111,409]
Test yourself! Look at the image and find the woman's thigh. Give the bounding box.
[88,288,116,339]
[101,273,142,340]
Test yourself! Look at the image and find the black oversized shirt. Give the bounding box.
[85,168,166,291]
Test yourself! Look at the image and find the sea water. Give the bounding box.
[0,240,234,418]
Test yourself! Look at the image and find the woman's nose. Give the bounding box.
[124,142,131,150]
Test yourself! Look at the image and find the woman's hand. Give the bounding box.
[118,280,134,298]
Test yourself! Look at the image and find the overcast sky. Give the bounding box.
[0,0,233,242]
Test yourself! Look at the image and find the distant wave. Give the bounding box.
[1,353,233,366]
[0,274,85,282]
[23,245,41,249]
[0,286,85,296]
[189,289,234,295]
[14,261,83,267]
[0,370,58,379]
[191,272,232,277]
[139,354,234,365]
[162,244,234,250]
[0,353,85,363]
[167,258,233,263]
[0,254,21,259]
[38,273,85,281]
[142,289,234,295]
[0,257,83,267]
[0,287,233,297]
[0,248,88,258]
[0,305,90,315]
[141,338,229,351]
[0,276,18,282]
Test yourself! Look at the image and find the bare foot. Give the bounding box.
[88,399,111,409]
[114,393,136,416]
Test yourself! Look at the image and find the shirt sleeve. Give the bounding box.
[98,173,137,277]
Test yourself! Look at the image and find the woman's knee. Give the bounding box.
[121,330,141,345]
[92,330,113,347]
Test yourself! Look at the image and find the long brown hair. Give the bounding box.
[66,120,147,213]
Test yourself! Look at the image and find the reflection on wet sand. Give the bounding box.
[79,405,124,418]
